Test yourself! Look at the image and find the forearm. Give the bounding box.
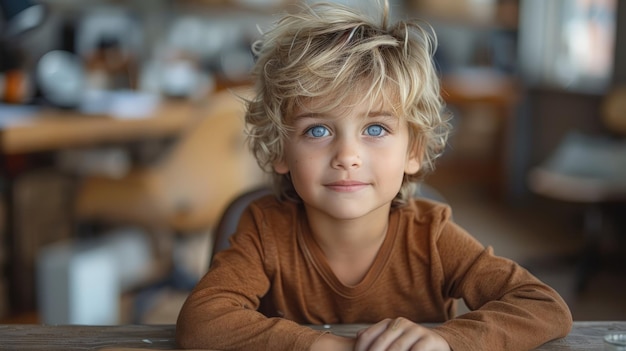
[438,235,572,351]
[176,302,323,351]
[435,283,572,351]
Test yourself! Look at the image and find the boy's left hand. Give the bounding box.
[354,317,451,351]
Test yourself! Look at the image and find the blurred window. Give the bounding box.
[519,0,616,93]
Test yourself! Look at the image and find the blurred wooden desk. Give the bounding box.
[1,101,200,155]
[0,321,623,350]
[0,100,203,315]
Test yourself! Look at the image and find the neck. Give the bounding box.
[304,203,391,259]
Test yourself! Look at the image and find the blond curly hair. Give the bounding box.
[244,1,450,206]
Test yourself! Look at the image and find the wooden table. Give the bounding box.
[0,100,202,155]
[0,321,624,350]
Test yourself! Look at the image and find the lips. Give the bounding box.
[324,180,369,192]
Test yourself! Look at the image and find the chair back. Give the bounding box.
[210,186,272,265]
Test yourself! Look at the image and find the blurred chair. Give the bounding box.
[209,183,446,267]
[527,85,626,292]
[210,186,273,263]
[74,88,267,290]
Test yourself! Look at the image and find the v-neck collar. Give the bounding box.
[297,207,399,298]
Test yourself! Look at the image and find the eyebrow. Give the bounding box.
[292,110,397,121]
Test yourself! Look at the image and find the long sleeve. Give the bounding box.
[430,219,573,351]
[175,201,324,351]
[176,196,572,351]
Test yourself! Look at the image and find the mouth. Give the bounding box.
[324,180,369,192]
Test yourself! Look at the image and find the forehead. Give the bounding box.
[290,91,401,120]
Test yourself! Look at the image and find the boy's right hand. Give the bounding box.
[354,317,451,351]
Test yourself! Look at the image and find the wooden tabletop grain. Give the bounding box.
[0,321,624,350]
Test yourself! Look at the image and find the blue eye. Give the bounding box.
[366,125,384,136]
[306,125,329,138]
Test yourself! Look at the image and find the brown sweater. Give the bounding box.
[176,195,572,351]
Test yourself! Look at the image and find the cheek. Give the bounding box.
[273,143,305,174]
[286,151,324,184]
[379,143,410,167]
[288,161,318,198]
[387,160,410,186]
[289,154,317,178]
[273,140,299,175]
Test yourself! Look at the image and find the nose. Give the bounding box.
[331,136,362,170]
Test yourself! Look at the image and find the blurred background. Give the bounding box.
[1,0,625,325]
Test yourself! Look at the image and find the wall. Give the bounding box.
[614,0,626,85]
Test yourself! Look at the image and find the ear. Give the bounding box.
[273,158,290,174]
[404,143,423,175]
[404,154,421,175]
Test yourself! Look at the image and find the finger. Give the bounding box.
[409,336,437,351]
[362,318,408,351]
[408,331,450,351]
[391,333,425,351]
[390,318,401,331]
[354,319,394,351]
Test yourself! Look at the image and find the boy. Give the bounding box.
[176,2,572,350]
